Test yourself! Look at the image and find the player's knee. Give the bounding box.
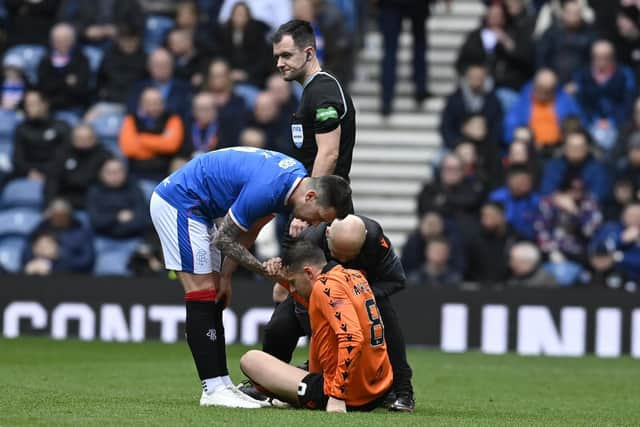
[240,350,261,376]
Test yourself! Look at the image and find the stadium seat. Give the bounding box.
[0,109,22,140]
[81,45,104,74]
[0,141,13,173]
[93,236,141,276]
[138,179,159,204]
[0,208,41,237]
[91,111,124,140]
[3,45,46,84]
[0,236,27,273]
[54,110,81,127]
[144,15,175,53]
[0,178,44,209]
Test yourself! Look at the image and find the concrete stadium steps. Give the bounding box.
[349,3,485,250]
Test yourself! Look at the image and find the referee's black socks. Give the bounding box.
[185,289,230,394]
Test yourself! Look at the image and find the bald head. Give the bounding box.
[326,215,367,262]
[533,69,557,102]
[592,39,615,71]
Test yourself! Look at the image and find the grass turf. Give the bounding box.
[1,338,638,426]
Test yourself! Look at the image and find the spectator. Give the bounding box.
[378,0,431,116]
[464,201,516,286]
[205,58,248,147]
[613,132,640,194]
[36,23,91,113]
[127,48,192,120]
[440,63,503,150]
[218,0,292,33]
[416,153,485,221]
[22,198,94,275]
[175,0,220,57]
[216,2,272,88]
[137,0,179,15]
[456,2,534,110]
[572,40,636,151]
[246,91,289,151]
[540,129,611,203]
[504,138,543,186]
[239,127,267,149]
[12,90,70,181]
[45,124,110,209]
[294,0,355,86]
[614,5,640,85]
[401,210,465,276]
[95,24,148,106]
[407,237,462,287]
[535,176,602,265]
[5,0,60,47]
[56,0,144,46]
[119,87,185,182]
[533,0,594,38]
[184,91,220,155]
[587,241,630,289]
[504,0,536,36]
[504,69,583,152]
[1,56,28,111]
[603,177,637,222]
[489,165,541,241]
[455,141,500,189]
[127,231,165,277]
[166,28,210,90]
[266,73,298,119]
[506,242,558,287]
[87,158,149,239]
[589,203,640,286]
[614,97,640,161]
[536,0,596,85]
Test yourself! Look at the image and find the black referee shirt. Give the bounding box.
[289,71,356,181]
[300,215,407,297]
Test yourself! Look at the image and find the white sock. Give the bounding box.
[221,375,233,387]
[202,376,225,394]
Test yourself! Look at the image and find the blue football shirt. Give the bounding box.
[154,147,307,230]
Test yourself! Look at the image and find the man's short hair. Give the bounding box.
[309,175,352,219]
[272,19,316,50]
[506,164,532,177]
[284,240,326,273]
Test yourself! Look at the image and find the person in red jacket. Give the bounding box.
[119,87,184,181]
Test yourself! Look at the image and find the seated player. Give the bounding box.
[240,241,393,413]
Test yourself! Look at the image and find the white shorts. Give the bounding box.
[149,192,221,274]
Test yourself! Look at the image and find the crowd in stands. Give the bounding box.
[0,0,358,277]
[406,0,640,291]
[0,0,638,293]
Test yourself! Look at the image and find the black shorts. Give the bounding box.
[297,373,389,412]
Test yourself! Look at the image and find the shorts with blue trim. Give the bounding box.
[149,192,221,274]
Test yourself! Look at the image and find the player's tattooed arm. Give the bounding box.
[214,214,266,276]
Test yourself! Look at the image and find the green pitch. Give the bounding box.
[1,338,639,426]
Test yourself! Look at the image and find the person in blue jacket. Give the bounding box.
[490,165,541,241]
[540,129,611,203]
[589,202,640,283]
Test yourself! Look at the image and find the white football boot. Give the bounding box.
[199,385,262,408]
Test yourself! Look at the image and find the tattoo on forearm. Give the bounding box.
[213,215,266,276]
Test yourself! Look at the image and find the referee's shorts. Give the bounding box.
[149,192,221,274]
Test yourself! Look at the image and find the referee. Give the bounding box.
[272,19,356,181]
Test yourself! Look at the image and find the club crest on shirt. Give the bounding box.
[291,124,304,148]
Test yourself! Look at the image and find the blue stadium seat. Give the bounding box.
[82,45,104,74]
[3,45,46,84]
[0,109,22,140]
[138,179,159,204]
[144,15,175,53]
[0,141,13,173]
[91,111,124,140]
[93,236,141,276]
[0,236,27,273]
[0,208,41,237]
[54,110,82,127]
[0,178,44,209]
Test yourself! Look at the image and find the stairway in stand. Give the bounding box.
[349,1,485,251]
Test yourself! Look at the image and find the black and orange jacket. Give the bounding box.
[308,262,393,407]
